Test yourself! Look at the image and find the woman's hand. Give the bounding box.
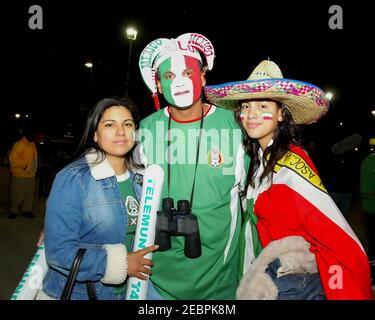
[127,245,159,280]
[37,229,44,246]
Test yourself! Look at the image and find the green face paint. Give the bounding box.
[158,57,174,106]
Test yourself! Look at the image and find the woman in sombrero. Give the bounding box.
[205,60,373,300]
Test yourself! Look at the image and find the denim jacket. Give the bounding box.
[42,150,143,300]
[237,236,324,300]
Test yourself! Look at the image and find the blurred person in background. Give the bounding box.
[360,137,375,288]
[8,123,38,219]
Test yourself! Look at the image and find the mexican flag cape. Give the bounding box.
[240,144,373,300]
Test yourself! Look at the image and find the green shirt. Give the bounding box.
[117,173,139,250]
[114,173,139,296]
[139,105,249,299]
[360,153,375,213]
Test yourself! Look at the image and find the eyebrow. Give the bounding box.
[101,118,134,123]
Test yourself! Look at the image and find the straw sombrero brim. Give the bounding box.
[205,78,329,124]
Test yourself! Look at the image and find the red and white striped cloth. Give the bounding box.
[246,144,373,299]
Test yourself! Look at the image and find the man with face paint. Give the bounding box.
[137,33,250,300]
[158,54,202,109]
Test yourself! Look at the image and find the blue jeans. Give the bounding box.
[266,259,326,300]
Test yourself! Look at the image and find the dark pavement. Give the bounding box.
[0,166,45,299]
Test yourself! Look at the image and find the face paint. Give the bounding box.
[158,53,202,108]
[240,112,245,120]
[262,112,273,120]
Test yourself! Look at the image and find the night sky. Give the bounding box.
[2,1,374,154]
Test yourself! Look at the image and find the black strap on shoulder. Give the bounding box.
[60,248,97,300]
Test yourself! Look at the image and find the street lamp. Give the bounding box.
[84,60,94,93]
[85,61,93,69]
[325,92,333,101]
[125,27,138,98]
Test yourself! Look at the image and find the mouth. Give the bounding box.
[245,123,262,129]
[174,90,189,96]
[113,140,128,145]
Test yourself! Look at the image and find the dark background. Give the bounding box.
[1,1,374,170]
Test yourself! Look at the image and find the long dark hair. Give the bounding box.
[235,101,302,197]
[75,97,142,170]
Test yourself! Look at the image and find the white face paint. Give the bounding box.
[159,53,199,108]
[169,54,194,108]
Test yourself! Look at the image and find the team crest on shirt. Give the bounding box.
[125,196,139,226]
[207,147,223,168]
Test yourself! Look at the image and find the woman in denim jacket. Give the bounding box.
[37,97,158,300]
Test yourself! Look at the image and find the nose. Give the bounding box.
[116,125,125,136]
[247,106,260,119]
[174,74,185,87]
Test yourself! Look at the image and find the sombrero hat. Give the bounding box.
[205,60,329,124]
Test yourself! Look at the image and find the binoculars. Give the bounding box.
[155,198,201,258]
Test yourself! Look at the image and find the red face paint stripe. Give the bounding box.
[184,56,202,102]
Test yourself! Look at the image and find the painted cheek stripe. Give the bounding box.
[262,112,273,120]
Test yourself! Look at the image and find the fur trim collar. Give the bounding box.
[85,149,144,180]
[85,150,115,180]
[237,236,318,300]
